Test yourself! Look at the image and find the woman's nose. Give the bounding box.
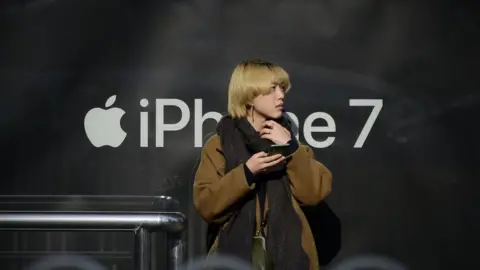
[275,85,285,98]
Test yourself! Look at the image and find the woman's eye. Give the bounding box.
[270,84,285,93]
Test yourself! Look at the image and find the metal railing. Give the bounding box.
[0,211,186,270]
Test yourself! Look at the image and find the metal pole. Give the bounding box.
[167,232,185,270]
[0,212,185,232]
[134,228,151,270]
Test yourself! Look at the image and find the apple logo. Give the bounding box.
[84,95,127,147]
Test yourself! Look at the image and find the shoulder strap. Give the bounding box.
[256,182,268,237]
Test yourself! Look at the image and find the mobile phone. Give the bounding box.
[268,144,290,156]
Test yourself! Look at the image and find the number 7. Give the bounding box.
[349,99,383,148]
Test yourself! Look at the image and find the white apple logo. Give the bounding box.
[84,95,127,147]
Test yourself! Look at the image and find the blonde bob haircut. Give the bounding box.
[227,59,291,119]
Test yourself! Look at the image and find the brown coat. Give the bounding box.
[193,134,333,270]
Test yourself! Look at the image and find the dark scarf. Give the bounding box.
[213,115,309,269]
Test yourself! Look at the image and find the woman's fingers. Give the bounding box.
[263,120,276,129]
[261,155,286,169]
[259,128,272,136]
[253,151,268,158]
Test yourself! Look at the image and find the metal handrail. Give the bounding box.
[0,211,186,270]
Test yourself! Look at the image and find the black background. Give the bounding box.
[1,0,479,269]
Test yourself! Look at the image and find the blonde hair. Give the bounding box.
[227,59,291,118]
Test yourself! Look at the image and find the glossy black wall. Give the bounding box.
[1,0,478,269]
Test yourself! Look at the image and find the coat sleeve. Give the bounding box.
[193,145,256,224]
[286,144,332,205]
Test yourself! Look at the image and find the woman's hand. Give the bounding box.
[260,120,292,144]
[246,152,286,175]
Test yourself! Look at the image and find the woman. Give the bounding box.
[193,60,332,270]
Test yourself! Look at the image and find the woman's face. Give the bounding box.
[251,85,285,119]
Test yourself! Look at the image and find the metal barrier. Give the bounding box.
[0,211,186,270]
